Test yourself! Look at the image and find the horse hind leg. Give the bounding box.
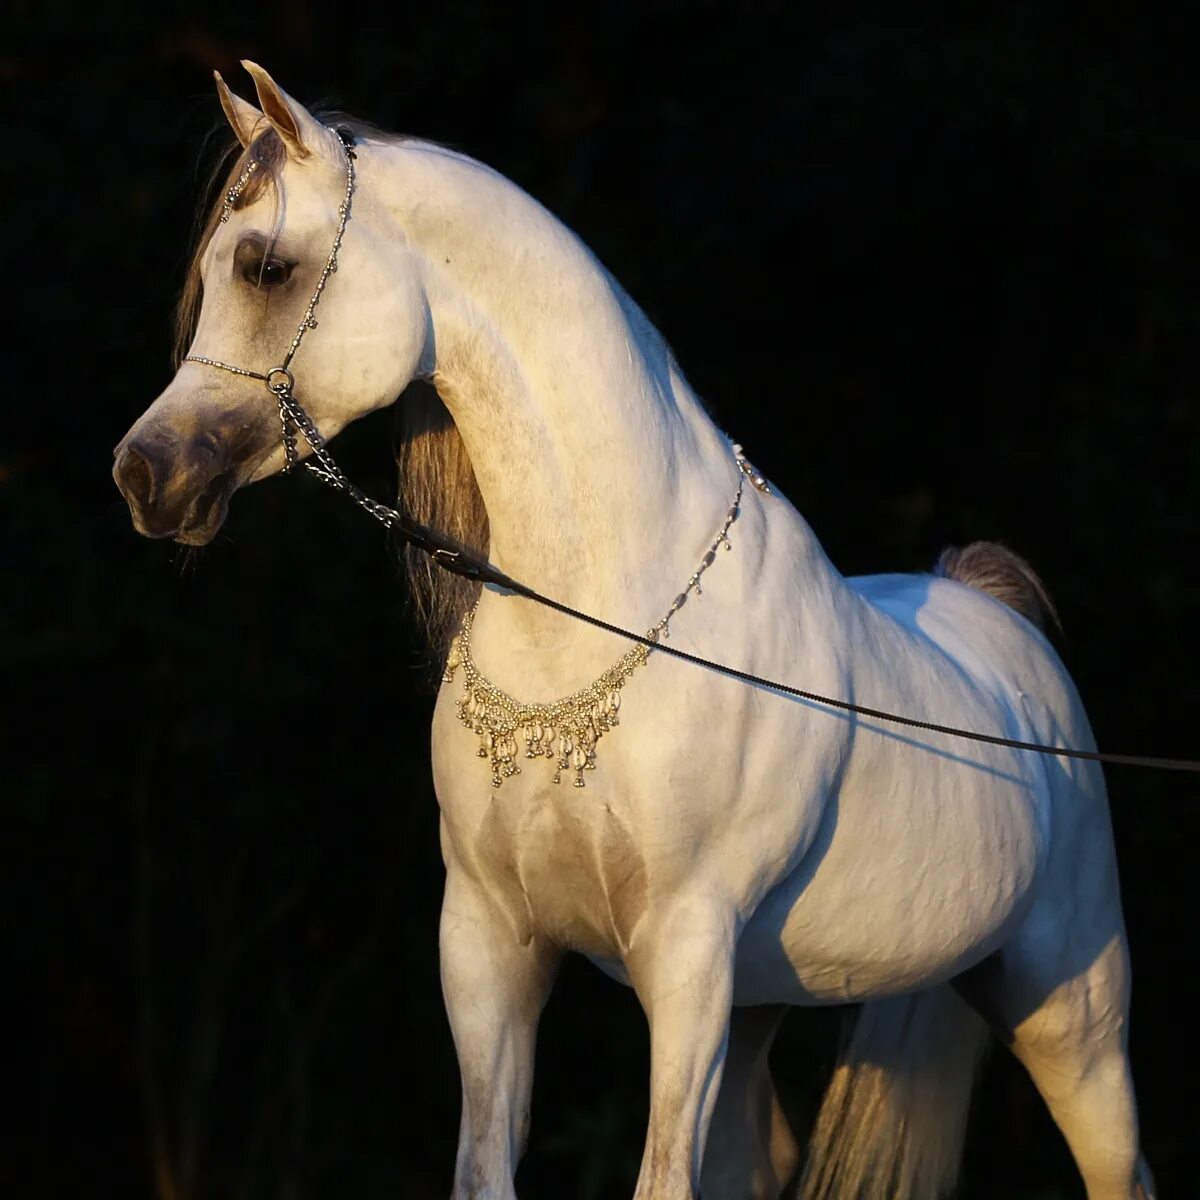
[957,927,1155,1200]
[700,1005,799,1200]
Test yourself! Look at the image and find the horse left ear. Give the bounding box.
[240,60,327,161]
[214,70,264,149]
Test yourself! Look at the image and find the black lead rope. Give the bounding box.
[189,125,1198,775]
[280,380,1200,776]
[407,527,1200,774]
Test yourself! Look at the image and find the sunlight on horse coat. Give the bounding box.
[114,63,1154,1200]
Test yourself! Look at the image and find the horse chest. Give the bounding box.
[434,699,650,956]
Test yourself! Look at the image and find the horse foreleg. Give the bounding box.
[700,1004,798,1200]
[440,865,559,1200]
[629,902,737,1200]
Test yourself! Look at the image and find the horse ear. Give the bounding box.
[241,60,325,161]
[214,70,263,149]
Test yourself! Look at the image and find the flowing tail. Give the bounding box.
[800,985,990,1200]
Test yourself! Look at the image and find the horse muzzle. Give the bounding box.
[113,429,240,545]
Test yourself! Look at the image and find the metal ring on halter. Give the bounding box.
[266,366,295,394]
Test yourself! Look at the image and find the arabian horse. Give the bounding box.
[114,63,1153,1199]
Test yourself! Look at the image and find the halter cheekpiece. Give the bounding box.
[186,125,359,482]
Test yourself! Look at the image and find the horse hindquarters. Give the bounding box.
[800,984,989,1200]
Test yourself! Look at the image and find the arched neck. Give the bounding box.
[379,140,737,634]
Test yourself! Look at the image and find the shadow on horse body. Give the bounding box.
[114,63,1154,1200]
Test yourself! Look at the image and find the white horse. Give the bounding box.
[114,63,1154,1200]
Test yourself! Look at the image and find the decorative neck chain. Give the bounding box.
[443,445,769,789]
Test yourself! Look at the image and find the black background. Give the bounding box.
[5,4,1199,1197]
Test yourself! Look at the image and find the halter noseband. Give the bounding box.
[184,125,358,481]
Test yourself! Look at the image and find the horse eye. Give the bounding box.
[244,258,293,288]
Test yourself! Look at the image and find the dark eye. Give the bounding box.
[244,257,294,288]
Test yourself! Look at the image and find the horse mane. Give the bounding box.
[395,383,489,656]
[176,117,488,657]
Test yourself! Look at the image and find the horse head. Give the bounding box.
[113,62,431,544]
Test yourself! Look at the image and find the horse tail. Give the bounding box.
[934,541,1059,632]
[800,984,989,1200]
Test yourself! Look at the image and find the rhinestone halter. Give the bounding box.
[183,126,358,481]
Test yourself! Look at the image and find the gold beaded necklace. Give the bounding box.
[442,445,769,788]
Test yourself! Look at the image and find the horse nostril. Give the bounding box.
[114,441,160,508]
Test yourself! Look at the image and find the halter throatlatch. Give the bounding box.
[178,125,1199,775]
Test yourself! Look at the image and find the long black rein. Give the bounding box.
[276,368,1198,776]
[371,495,1199,775]
[191,126,1199,776]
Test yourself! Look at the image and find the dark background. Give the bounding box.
[5,4,1198,1197]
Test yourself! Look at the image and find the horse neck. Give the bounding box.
[381,141,736,635]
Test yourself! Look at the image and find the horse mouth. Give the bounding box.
[173,473,237,545]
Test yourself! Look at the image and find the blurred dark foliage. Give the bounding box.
[3,3,1198,1197]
